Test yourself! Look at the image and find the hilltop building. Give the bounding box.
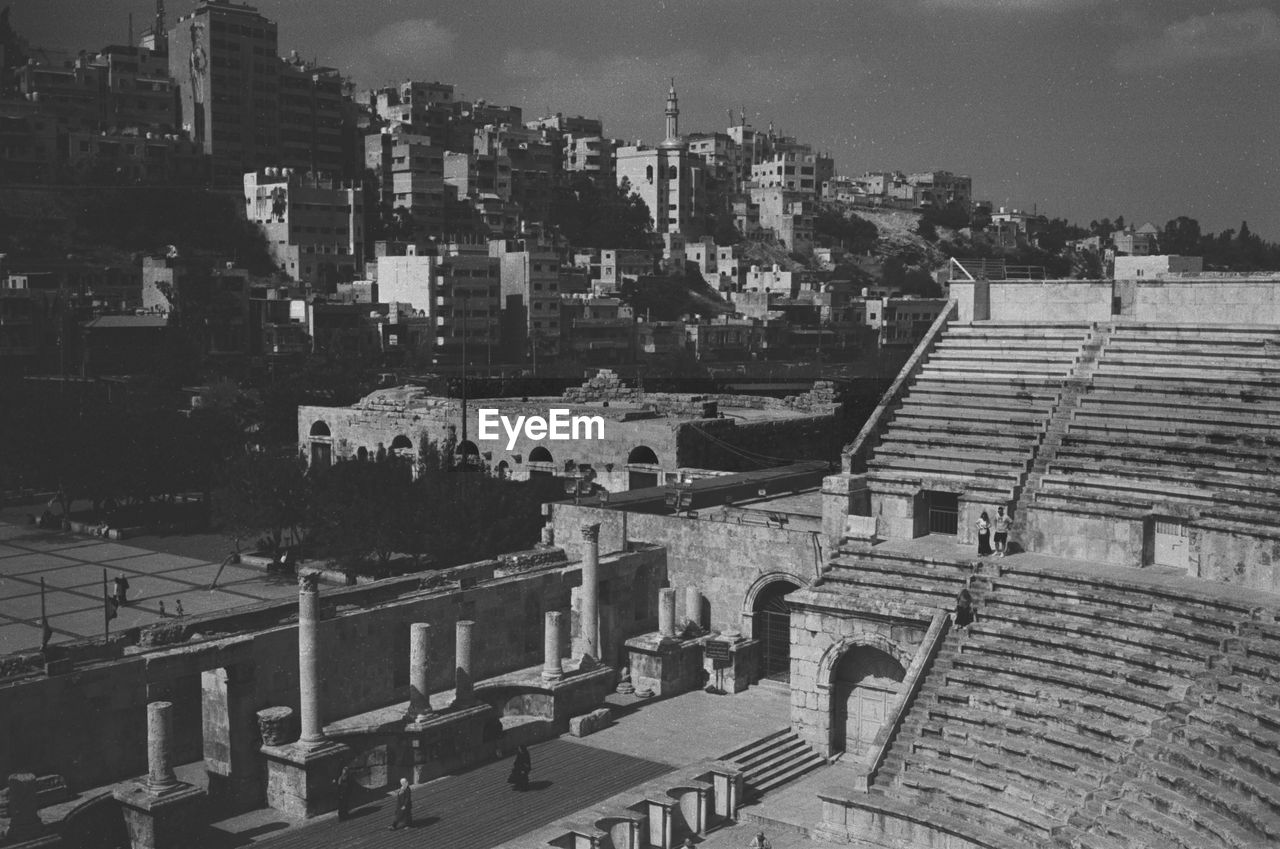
[614,81,706,237]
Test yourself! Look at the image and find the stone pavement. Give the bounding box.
[202,738,670,849]
[0,521,299,654]
[196,686,805,849]
[575,684,792,764]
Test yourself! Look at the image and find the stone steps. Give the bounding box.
[725,729,826,797]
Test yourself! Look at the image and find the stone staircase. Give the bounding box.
[724,728,828,797]
[1011,323,1115,524]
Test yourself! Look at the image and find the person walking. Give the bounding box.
[509,744,532,791]
[976,512,993,557]
[335,764,353,821]
[113,574,130,607]
[388,778,412,830]
[749,831,773,849]
[993,507,1011,557]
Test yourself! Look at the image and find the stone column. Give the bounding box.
[3,773,43,843]
[454,620,475,707]
[659,588,677,639]
[684,586,702,629]
[407,623,432,724]
[146,701,179,793]
[580,523,601,660]
[542,611,564,682]
[115,703,208,849]
[297,573,325,748]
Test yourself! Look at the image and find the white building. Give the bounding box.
[614,81,705,237]
[244,168,364,290]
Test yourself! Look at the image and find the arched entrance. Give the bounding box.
[626,445,660,489]
[753,580,799,682]
[309,421,332,469]
[831,646,905,756]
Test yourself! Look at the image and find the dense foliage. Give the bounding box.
[546,176,654,249]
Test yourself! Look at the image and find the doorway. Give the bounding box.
[753,581,799,683]
[925,491,959,535]
[1151,519,1189,571]
[831,646,906,756]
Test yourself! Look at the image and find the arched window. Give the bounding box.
[310,421,331,437]
[390,434,413,452]
[529,446,553,463]
[645,165,654,182]
[668,165,678,180]
[627,445,659,465]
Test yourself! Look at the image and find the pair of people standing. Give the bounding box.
[975,507,1011,557]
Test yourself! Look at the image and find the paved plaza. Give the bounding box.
[190,685,795,848]
[0,521,299,654]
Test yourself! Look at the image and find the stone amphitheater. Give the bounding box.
[800,276,1280,849]
[4,275,1280,849]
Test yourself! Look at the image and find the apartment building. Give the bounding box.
[169,0,281,185]
[244,167,364,290]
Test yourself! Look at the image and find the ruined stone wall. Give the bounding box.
[552,504,820,637]
[0,547,665,792]
[562,370,842,416]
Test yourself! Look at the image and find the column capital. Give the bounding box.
[580,523,601,543]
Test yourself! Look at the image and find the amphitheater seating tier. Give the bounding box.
[1033,324,1280,527]
[819,550,1280,849]
[867,322,1095,503]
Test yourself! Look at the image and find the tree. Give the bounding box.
[212,452,309,554]
[307,457,420,570]
[547,176,653,249]
[814,209,878,253]
[1161,216,1202,256]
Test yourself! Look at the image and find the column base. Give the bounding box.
[260,739,351,819]
[113,782,207,849]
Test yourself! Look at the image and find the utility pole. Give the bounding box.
[461,293,468,444]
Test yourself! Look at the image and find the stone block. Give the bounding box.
[260,740,351,819]
[114,783,207,849]
[567,707,612,737]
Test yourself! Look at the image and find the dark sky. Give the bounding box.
[12,0,1280,238]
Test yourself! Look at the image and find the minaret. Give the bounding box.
[664,78,680,144]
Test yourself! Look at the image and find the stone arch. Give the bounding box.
[457,439,479,457]
[816,634,914,687]
[818,637,909,756]
[496,460,510,480]
[529,446,553,463]
[390,434,412,452]
[627,445,659,465]
[309,420,332,438]
[741,570,810,634]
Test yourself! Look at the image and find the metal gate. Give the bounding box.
[927,492,959,535]
[754,585,797,682]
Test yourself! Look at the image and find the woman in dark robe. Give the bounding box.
[509,744,532,791]
[976,511,993,556]
[955,588,976,629]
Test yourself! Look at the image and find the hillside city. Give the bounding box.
[3,0,1278,390]
[5,4,1280,849]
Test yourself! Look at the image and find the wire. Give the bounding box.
[687,422,808,466]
